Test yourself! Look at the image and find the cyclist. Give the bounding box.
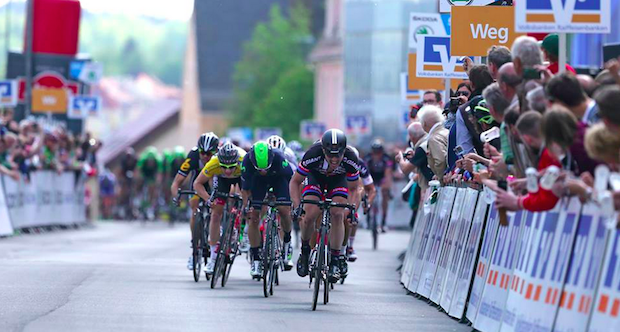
[117,147,138,219]
[345,146,377,263]
[288,140,304,162]
[364,139,395,233]
[241,141,294,279]
[290,129,362,283]
[266,135,298,171]
[193,142,246,275]
[137,146,163,219]
[170,133,219,270]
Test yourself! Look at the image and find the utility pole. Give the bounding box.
[24,0,34,118]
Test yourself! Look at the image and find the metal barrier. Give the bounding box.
[401,186,620,332]
[0,171,87,236]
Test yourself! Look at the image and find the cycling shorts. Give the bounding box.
[213,176,241,206]
[302,173,348,199]
[250,175,290,209]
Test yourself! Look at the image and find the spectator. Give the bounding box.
[577,74,597,97]
[40,132,63,173]
[444,82,471,130]
[540,33,576,74]
[526,86,547,114]
[418,105,448,182]
[396,122,432,192]
[422,90,443,108]
[585,124,620,167]
[594,85,620,131]
[487,45,512,80]
[545,72,600,125]
[497,63,521,110]
[0,129,20,180]
[511,36,543,80]
[2,108,19,134]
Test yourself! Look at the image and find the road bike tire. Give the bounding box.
[211,217,231,289]
[324,243,330,305]
[192,216,204,282]
[222,224,238,287]
[268,221,278,296]
[371,208,378,251]
[312,232,325,311]
[263,218,273,298]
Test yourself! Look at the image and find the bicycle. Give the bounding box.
[176,189,213,283]
[255,199,292,298]
[297,198,355,311]
[364,192,378,250]
[210,193,243,289]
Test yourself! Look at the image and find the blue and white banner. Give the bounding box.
[555,203,608,332]
[441,189,480,312]
[0,80,18,107]
[402,209,425,286]
[474,210,525,332]
[417,187,457,298]
[0,176,13,236]
[449,196,490,319]
[416,35,469,79]
[501,200,581,332]
[466,204,500,323]
[589,219,620,332]
[431,188,468,304]
[300,120,326,142]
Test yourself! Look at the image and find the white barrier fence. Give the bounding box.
[0,171,87,236]
[401,186,620,332]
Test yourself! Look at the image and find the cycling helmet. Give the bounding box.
[197,132,219,153]
[249,141,274,171]
[371,139,384,152]
[267,135,286,150]
[321,129,347,157]
[217,142,239,166]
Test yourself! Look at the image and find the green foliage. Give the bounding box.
[253,64,314,141]
[230,2,315,137]
[0,4,187,86]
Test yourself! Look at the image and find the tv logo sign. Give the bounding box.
[345,115,371,136]
[416,35,469,79]
[300,121,326,141]
[0,80,17,107]
[516,0,611,33]
[68,96,101,119]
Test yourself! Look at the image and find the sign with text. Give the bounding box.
[345,115,372,136]
[31,88,69,114]
[68,96,101,119]
[408,13,449,49]
[300,120,326,142]
[451,6,524,56]
[416,35,469,79]
[515,0,611,33]
[440,0,498,13]
[0,80,17,107]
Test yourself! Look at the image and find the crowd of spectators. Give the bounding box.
[396,33,620,219]
[0,109,101,183]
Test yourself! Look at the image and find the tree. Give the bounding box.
[253,64,314,141]
[230,2,314,133]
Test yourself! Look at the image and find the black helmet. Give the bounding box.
[249,141,274,171]
[217,142,239,165]
[371,139,384,152]
[321,129,347,157]
[197,132,219,153]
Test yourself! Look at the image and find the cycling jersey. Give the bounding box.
[358,159,374,186]
[282,147,298,172]
[201,148,246,179]
[138,155,162,180]
[363,153,394,184]
[242,149,293,208]
[177,147,204,178]
[120,155,137,177]
[297,143,362,199]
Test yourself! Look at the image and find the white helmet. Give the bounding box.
[267,135,286,150]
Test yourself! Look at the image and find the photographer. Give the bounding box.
[444,82,472,130]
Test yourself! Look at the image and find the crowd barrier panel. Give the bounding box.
[0,176,13,236]
[400,186,620,331]
[440,189,479,312]
[401,210,424,286]
[431,187,468,304]
[407,189,444,292]
[417,187,457,297]
[1,171,86,231]
[449,196,490,319]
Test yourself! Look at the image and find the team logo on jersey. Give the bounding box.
[180,159,191,172]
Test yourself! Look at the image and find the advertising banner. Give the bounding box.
[515,0,611,33]
[416,35,469,79]
[408,191,443,292]
[449,197,490,319]
[0,176,14,236]
[589,222,620,332]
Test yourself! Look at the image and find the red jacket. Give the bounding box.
[518,148,561,212]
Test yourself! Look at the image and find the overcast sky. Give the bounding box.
[0,0,194,21]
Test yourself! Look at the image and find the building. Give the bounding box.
[343,0,435,145]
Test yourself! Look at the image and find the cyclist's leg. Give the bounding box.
[326,182,348,281]
[249,178,269,265]
[381,183,390,229]
[273,176,293,268]
[209,177,231,256]
[297,175,322,277]
[189,196,200,239]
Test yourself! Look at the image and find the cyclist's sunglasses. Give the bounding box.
[478,115,495,125]
[199,149,216,157]
[219,163,238,169]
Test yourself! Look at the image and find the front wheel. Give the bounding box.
[192,216,204,282]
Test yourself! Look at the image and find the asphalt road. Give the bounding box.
[0,221,470,332]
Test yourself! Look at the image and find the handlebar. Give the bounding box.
[254,200,292,208]
[300,199,355,210]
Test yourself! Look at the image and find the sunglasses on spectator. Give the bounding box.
[478,115,495,125]
[422,99,437,104]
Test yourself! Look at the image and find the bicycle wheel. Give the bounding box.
[268,221,278,295]
[222,222,238,287]
[312,231,325,311]
[192,215,203,282]
[371,208,378,251]
[262,218,273,298]
[211,217,231,289]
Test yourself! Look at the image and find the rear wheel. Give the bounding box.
[371,207,378,250]
[211,216,231,289]
[312,232,325,311]
[222,228,238,287]
[192,216,203,282]
[263,218,273,298]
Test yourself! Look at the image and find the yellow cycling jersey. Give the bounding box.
[201,150,246,178]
